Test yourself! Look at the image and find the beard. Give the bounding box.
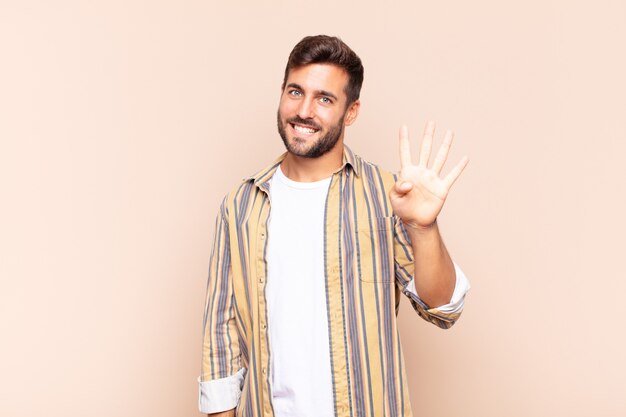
[277,111,345,158]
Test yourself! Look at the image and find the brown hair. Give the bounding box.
[282,35,364,105]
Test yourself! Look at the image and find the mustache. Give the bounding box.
[286,116,322,131]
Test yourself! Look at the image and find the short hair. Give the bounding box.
[282,35,364,105]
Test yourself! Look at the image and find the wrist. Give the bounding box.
[402,218,437,233]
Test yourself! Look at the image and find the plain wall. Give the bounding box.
[1,1,625,416]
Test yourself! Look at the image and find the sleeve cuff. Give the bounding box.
[198,367,246,414]
[405,261,471,314]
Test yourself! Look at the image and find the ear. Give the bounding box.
[344,100,361,126]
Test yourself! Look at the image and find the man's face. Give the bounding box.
[277,64,359,158]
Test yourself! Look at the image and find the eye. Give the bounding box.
[288,89,302,97]
[319,96,333,104]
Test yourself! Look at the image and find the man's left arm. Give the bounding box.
[405,220,455,308]
[390,122,470,318]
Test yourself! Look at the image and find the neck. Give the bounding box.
[281,140,344,182]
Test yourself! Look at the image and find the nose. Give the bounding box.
[296,97,315,119]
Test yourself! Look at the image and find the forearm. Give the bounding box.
[407,220,456,308]
[208,409,235,417]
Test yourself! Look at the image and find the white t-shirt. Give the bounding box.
[266,165,335,417]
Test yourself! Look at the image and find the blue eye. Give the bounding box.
[289,90,302,97]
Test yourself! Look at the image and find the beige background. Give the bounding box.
[1,1,625,416]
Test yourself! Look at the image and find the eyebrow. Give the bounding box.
[286,83,339,101]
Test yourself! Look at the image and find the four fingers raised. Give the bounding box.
[398,121,468,190]
[418,121,436,167]
[399,125,412,169]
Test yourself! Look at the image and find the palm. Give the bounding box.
[390,122,468,228]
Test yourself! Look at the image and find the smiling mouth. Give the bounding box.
[290,123,320,136]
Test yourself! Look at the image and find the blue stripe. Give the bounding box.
[339,172,356,417]
[350,173,374,416]
[216,219,233,375]
[235,182,254,315]
[373,167,399,416]
[362,163,397,415]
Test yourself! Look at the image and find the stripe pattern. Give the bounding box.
[200,146,462,417]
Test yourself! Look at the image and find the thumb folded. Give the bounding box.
[395,181,413,194]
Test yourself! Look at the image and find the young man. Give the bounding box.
[199,35,470,417]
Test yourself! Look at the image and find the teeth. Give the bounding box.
[293,124,317,134]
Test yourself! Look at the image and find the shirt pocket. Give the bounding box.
[356,216,396,283]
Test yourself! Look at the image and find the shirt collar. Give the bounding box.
[245,145,361,192]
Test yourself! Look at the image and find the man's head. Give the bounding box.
[277,35,364,159]
[282,35,364,107]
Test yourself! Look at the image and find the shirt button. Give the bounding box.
[259,277,264,283]
[262,367,267,375]
[261,324,267,330]
[261,233,266,239]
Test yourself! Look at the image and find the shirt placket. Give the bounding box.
[255,182,275,417]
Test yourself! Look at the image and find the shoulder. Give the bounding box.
[349,151,399,219]
[219,179,259,219]
[352,151,398,189]
[219,155,284,216]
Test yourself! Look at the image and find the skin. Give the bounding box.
[390,122,469,307]
[208,411,235,417]
[276,64,359,182]
[209,63,468,417]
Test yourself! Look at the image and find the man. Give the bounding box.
[199,35,470,417]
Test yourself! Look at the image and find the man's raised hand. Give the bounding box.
[389,121,469,230]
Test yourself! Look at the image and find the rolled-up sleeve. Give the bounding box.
[393,218,471,329]
[198,368,246,414]
[404,262,471,314]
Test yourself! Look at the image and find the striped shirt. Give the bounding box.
[200,146,466,417]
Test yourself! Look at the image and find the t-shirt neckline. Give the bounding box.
[274,165,333,190]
